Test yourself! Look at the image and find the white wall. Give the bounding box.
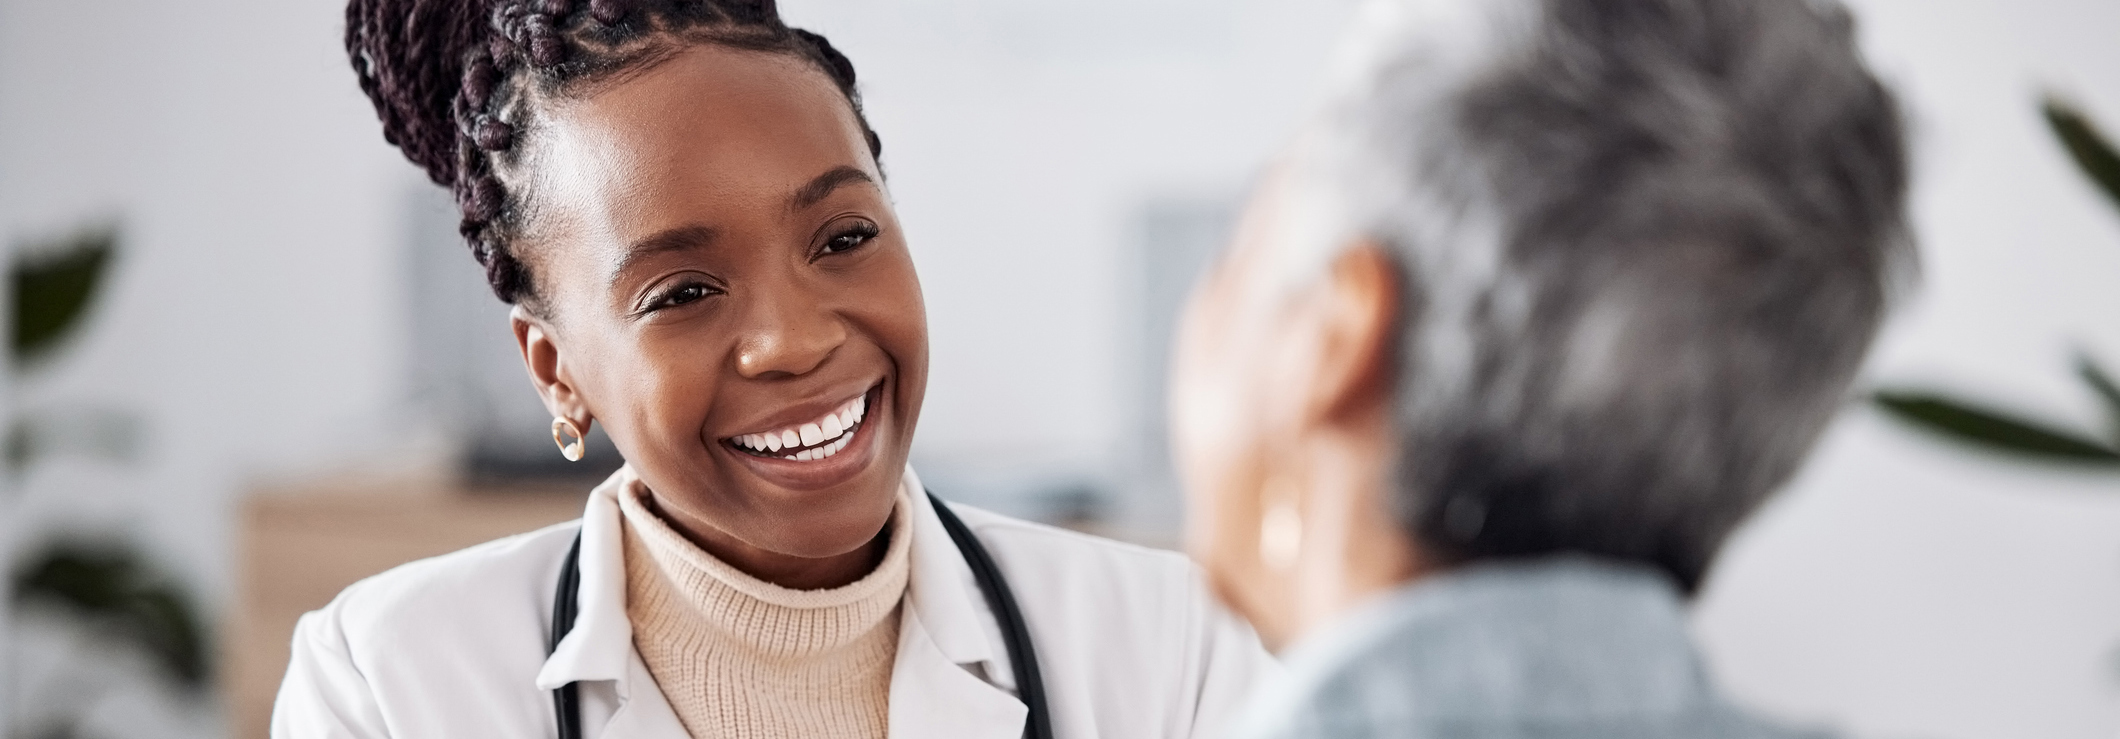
[1694,2,2120,738]
[1,0,2116,738]
[0,0,414,589]
[0,0,413,733]
[779,0,1362,520]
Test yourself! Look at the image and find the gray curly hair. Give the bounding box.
[1276,0,1911,591]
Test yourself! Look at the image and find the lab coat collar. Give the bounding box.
[890,602,1028,738]
[535,468,635,691]
[533,466,1025,737]
[899,467,1016,688]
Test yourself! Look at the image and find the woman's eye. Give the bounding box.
[649,283,714,311]
[822,224,879,255]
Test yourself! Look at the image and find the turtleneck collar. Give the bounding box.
[615,478,910,739]
[616,478,912,659]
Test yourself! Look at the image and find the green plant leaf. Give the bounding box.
[2043,96,2120,216]
[12,226,117,366]
[12,541,210,691]
[2079,353,2120,443]
[1873,390,2120,464]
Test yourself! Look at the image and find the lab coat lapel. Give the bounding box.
[591,654,690,738]
[536,471,634,690]
[900,476,1015,682]
[535,468,691,738]
[543,467,1029,738]
[890,473,1028,739]
[889,607,1028,739]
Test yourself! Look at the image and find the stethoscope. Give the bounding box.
[547,491,1054,739]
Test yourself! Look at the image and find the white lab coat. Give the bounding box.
[272,467,1275,738]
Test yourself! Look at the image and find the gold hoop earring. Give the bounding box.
[551,417,587,462]
[1259,474,1303,572]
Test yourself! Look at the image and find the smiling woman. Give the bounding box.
[511,44,924,586]
[270,2,1273,738]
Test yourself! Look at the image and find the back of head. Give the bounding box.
[1292,0,1909,591]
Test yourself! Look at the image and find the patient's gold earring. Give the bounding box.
[551,417,586,462]
[1259,474,1303,572]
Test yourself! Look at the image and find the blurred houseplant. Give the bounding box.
[8,226,210,738]
[1874,96,2120,465]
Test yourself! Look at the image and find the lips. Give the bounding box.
[728,392,867,461]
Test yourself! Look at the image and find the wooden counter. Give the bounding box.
[224,478,588,739]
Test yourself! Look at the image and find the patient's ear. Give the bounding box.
[1303,242,1399,425]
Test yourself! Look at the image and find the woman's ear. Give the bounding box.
[1303,241,1399,426]
[512,305,593,426]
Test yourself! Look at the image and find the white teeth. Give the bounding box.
[816,435,851,459]
[735,392,872,459]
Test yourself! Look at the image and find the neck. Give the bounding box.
[1284,426,1427,644]
[643,493,889,591]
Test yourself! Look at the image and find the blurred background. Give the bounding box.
[2,0,2118,737]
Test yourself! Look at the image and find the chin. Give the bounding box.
[748,457,906,559]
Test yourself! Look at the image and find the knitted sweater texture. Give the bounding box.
[618,483,909,739]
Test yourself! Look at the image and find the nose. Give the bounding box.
[733,291,846,380]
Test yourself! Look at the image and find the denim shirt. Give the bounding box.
[1232,556,1829,739]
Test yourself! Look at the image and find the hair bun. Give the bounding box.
[346,0,497,186]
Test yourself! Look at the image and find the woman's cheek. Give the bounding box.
[628,333,722,451]
[872,254,930,395]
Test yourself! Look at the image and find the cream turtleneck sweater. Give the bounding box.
[617,482,910,739]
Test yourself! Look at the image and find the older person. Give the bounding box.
[1171,0,1907,737]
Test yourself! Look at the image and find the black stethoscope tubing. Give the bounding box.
[547,491,1054,739]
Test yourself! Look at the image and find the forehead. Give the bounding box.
[522,44,874,246]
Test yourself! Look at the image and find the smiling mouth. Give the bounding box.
[727,388,871,461]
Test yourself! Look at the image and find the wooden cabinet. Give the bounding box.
[224,478,587,739]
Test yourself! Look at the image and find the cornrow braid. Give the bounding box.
[345,0,882,308]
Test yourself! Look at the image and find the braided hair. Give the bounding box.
[345,0,882,310]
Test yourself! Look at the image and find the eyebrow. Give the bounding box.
[611,224,718,287]
[788,165,876,212]
[608,166,875,286]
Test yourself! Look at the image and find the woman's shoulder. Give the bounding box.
[940,503,1222,636]
[937,503,1276,739]
[314,520,579,643]
[947,504,1198,585]
[276,521,580,736]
